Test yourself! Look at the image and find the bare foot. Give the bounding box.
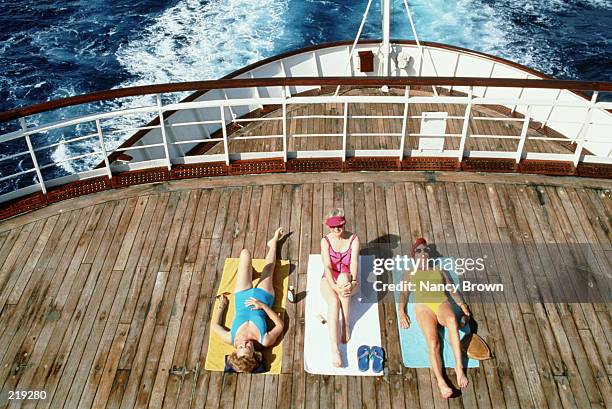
[456,369,469,389]
[267,227,284,247]
[437,379,453,399]
[331,347,342,368]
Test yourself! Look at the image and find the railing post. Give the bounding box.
[96,119,112,179]
[515,106,532,163]
[219,105,230,165]
[279,61,292,98]
[481,63,496,98]
[457,87,473,161]
[540,89,562,129]
[449,53,460,94]
[573,91,599,166]
[511,73,530,114]
[399,86,410,161]
[311,52,322,86]
[156,94,172,170]
[249,72,264,110]
[19,118,46,194]
[282,88,288,162]
[342,101,349,162]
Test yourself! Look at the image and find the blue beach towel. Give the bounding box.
[392,259,479,368]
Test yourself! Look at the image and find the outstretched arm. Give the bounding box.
[349,236,360,291]
[211,295,232,344]
[398,271,411,328]
[442,270,470,317]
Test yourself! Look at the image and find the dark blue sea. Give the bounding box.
[0,0,611,191]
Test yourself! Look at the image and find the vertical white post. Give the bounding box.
[222,90,236,119]
[382,0,391,78]
[573,91,598,166]
[311,52,322,90]
[399,86,410,161]
[481,63,496,98]
[220,105,230,165]
[449,53,461,93]
[95,119,112,179]
[540,89,562,129]
[19,118,46,194]
[282,88,288,162]
[515,106,532,163]
[342,101,349,162]
[511,73,530,114]
[156,94,172,170]
[457,87,473,161]
[279,61,292,97]
[249,72,264,110]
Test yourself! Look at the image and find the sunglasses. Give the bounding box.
[415,246,430,254]
[329,224,345,229]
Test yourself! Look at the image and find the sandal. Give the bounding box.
[370,346,384,373]
[357,345,371,372]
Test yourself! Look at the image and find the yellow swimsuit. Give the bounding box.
[410,269,447,314]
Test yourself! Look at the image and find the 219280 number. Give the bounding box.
[8,390,47,400]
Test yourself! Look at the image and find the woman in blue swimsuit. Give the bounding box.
[212,227,285,373]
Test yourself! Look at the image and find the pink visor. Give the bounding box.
[325,216,346,227]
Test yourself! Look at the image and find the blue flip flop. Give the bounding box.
[370,346,384,373]
[357,345,371,372]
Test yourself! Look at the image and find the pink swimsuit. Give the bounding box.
[323,234,356,282]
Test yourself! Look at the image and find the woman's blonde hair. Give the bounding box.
[228,350,263,373]
[325,208,345,220]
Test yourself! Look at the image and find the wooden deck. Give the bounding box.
[0,169,610,409]
[203,88,578,157]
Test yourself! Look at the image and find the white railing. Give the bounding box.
[0,40,611,204]
[0,81,610,204]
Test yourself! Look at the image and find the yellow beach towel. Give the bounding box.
[204,258,290,373]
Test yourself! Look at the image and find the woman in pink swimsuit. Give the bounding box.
[320,208,360,367]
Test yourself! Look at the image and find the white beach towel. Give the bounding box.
[304,254,382,376]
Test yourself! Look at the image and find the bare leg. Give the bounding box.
[234,249,254,293]
[416,304,453,399]
[437,302,468,389]
[256,227,284,296]
[321,278,342,367]
[336,273,352,344]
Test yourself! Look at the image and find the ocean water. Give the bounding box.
[0,0,610,189]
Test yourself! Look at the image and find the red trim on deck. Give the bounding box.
[47,176,111,203]
[228,158,287,175]
[1,161,611,222]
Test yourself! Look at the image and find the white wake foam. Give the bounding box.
[54,0,288,173]
[115,0,288,86]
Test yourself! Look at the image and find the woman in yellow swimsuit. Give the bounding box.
[398,237,471,399]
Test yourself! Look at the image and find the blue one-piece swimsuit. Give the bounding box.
[230,287,275,344]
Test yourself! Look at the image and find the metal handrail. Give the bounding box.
[1,77,611,124]
[0,77,610,204]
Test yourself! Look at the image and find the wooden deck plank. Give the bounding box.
[4,204,107,407]
[430,183,487,409]
[36,200,129,409]
[59,197,142,408]
[161,191,230,408]
[517,185,597,408]
[476,183,552,408]
[461,183,536,409]
[494,185,565,409]
[1,216,57,307]
[0,209,84,390]
[0,167,609,409]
